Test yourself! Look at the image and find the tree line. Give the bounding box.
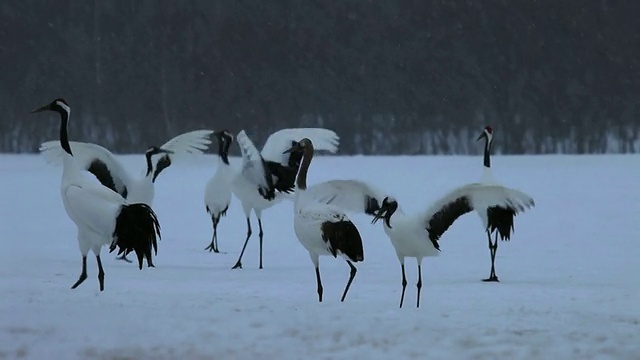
[1,0,638,155]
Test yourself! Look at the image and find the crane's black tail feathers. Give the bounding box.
[321,220,364,263]
[110,203,162,269]
[487,206,516,240]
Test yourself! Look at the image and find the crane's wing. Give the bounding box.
[159,129,214,154]
[235,130,275,200]
[421,183,535,244]
[257,128,340,196]
[64,182,125,237]
[40,141,132,196]
[152,129,214,181]
[303,179,388,216]
[260,128,340,164]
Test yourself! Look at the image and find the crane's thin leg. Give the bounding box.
[115,253,132,263]
[213,221,220,253]
[416,264,423,308]
[146,252,155,268]
[340,261,358,302]
[205,217,222,253]
[96,255,105,292]
[315,266,324,302]
[492,232,499,280]
[71,256,88,289]
[232,218,251,269]
[258,219,264,269]
[482,231,499,282]
[399,263,408,308]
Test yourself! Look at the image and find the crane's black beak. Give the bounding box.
[371,210,383,224]
[31,104,51,113]
[371,209,386,225]
[283,147,293,154]
[476,132,487,141]
[372,206,393,228]
[158,148,174,154]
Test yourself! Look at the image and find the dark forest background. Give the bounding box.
[1,0,639,155]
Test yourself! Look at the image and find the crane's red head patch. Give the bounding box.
[484,126,493,134]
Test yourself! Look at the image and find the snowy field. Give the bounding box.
[1,153,639,359]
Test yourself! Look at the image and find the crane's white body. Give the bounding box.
[293,192,354,264]
[382,211,441,262]
[60,154,126,256]
[39,130,214,207]
[203,139,234,253]
[127,176,155,205]
[231,173,287,217]
[204,156,233,218]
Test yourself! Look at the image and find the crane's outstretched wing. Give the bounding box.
[303,179,389,216]
[421,183,535,244]
[235,130,275,200]
[260,128,340,165]
[159,129,214,154]
[259,128,341,195]
[152,129,214,182]
[40,141,132,196]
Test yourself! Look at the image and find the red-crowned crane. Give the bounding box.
[203,130,234,253]
[284,138,364,302]
[32,98,161,291]
[39,129,213,263]
[228,128,340,270]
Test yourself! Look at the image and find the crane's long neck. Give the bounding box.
[59,110,72,156]
[218,138,230,165]
[295,145,314,191]
[145,153,153,177]
[483,136,491,169]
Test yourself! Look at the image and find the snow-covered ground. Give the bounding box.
[1,153,638,359]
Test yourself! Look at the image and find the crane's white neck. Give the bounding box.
[480,167,497,184]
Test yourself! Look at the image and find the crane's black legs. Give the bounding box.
[205,217,221,253]
[96,255,105,291]
[483,231,499,282]
[416,265,423,308]
[340,261,357,302]
[258,219,264,269]
[71,256,88,289]
[315,266,323,302]
[232,218,252,269]
[399,264,408,308]
[146,253,155,268]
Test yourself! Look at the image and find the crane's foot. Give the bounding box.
[231,261,242,269]
[116,254,133,263]
[482,276,499,282]
[204,244,226,254]
[204,243,217,252]
[71,273,87,289]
